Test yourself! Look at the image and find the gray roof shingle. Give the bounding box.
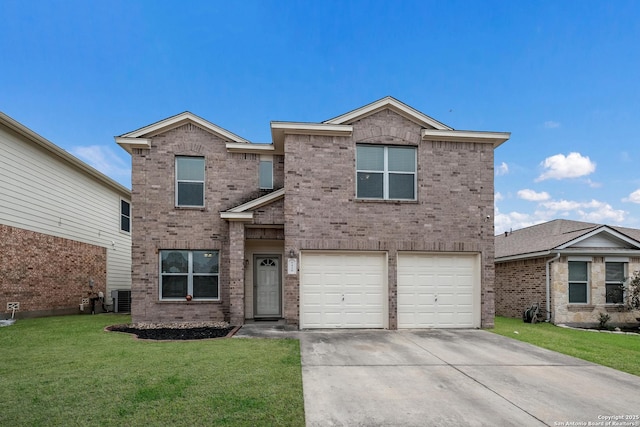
[495,219,640,259]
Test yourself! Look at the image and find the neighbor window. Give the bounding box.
[568,261,589,303]
[160,250,219,300]
[605,262,626,304]
[356,145,416,200]
[176,156,205,207]
[259,159,273,189]
[120,200,130,233]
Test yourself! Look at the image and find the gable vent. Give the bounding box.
[111,290,131,313]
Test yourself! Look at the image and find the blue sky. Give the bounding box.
[2,0,639,234]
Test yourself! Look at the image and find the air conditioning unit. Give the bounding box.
[111,290,131,313]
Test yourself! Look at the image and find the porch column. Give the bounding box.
[228,221,246,325]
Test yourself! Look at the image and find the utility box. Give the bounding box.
[111,290,132,313]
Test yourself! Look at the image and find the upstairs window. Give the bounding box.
[605,262,626,304]
[568,261,589,304]
[176,156,205,207]
[120,200,130,233]
[259,159,273,189]
[356,145,416,200]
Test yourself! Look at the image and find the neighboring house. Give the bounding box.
[116,96,510,329]
[0,112,132,319]
[495,219,640,327]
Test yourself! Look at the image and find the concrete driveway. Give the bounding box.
[300,329,640,427]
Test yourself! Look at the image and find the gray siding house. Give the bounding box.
[0,113,131,318]
[117,97,509,329]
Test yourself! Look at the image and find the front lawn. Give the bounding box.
[0,314,305,426]
[492,316,640,376]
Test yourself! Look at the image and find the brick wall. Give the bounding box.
[0,224,106,318]
[130,123,268,324]
[495,258,547,319]
[284,109,496,327]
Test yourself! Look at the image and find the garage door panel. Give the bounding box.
[397,253,479,329]
[301,252,386,329]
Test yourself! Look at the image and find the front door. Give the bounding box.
[254,255,281,318]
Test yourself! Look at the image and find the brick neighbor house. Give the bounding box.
[116,97,510,329]
[495,219,640,327]
[0,113,132,319]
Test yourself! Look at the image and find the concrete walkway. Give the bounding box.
[234,326,640,426]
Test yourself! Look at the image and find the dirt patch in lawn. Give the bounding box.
[106,322,238,341]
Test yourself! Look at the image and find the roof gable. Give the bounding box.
[116,112,249,154]
[558,226,640,250]
[496,219,640,261]
[323,96,453,130]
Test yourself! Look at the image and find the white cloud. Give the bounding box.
[495,197,628,234]
[517,189,550,202]
[495,162,509,176]
[543,120,560,129]
[540,199,626,223]
[71,145,131,186]
[623,189,640,204]
[494,206,545,235]
[535,152,596,182]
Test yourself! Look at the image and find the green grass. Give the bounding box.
[492,316,640,376]
[0,314,305,426]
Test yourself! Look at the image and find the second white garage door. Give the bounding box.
[300,252,387,329]
[397,253,480,328]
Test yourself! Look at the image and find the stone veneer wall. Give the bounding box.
[552,257,640,326]
[0,224,106,318]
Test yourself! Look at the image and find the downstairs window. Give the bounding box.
[160,250,219,300]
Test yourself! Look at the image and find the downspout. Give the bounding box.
[545,253,561,322]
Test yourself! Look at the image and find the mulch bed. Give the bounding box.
[107,323,238,341]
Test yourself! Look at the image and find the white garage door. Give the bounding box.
[397,253,480,328]
[300,252,387,329]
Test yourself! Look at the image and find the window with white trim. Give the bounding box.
[176,156,205,207]
[568,261,589,304]
[605,262,626,304]
[356,145,416,200]
[120,200,130,233]
[259,159,273,189]
[160,250,219,300]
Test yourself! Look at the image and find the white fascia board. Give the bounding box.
[226,142,278,154]
[270,122,352,145]
[227,188,285,213]
[495,250,553,263]
[271,122,353,135]
[421,129,511,148]
[557,226,640,250]
[324,96,453,130]
[220,212,254,221]
[115,136,152,154]
[121,112,250,143]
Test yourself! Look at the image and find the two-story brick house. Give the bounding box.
[116,97,509,329]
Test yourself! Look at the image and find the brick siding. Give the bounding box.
[0,224,106,318]
[283,110,496,327]
[495,258,548,319]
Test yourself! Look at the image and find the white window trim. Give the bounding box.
[120,199,131,234]
[159,250,220,301]
[568,260,590,304]
[259,156,274,190]
[356,145,417,201]
[605,261,627,305]
[175,156,205,207]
